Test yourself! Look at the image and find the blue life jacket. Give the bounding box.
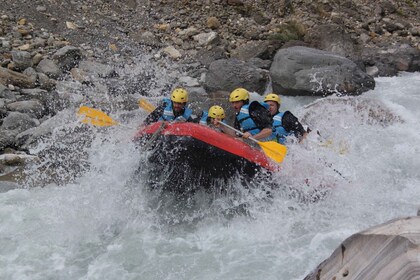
[199,111,209,125]
[159,98,192,122]
[236,103,275,141]
[272,112,291,144]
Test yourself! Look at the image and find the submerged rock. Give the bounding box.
[305,216,420,280]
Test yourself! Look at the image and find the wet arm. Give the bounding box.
[143,104,165,125]
[250,127,273,140]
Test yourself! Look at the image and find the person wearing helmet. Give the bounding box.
[199,105,228,131]
[264,93,308,144]
[143,88,194,125]
[227,88,275,141]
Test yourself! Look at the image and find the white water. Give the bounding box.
[1,72,420,280]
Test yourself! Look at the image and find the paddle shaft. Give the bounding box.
[218,121,261,145]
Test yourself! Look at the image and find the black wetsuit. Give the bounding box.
[280,111,308,138]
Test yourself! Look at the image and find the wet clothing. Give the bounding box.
[273,110,307,143]
[272,111,290,144]
[234,101,275,141]
[143,99,193,125]
[159,98,192,122]
[199,111,209,126]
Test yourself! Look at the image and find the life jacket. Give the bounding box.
[199,111,209,125]
[236,103,275,141]
[159,98,192,122]
[272,111,291,144]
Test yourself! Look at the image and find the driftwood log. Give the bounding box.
[305,216,420,280]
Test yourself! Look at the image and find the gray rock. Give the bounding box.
[305,216,420,280]
[20,88,49,103]
[52,45,83,71]
[6,100,46,118]
[230,40,270,61]
[193,32,219,46]
[32,53,43,66]
[36,59,61,79]
[37,72,56,90]
[361,44,420,76]
[15,109,73,149]
[248,58,272,70]
[22,67,37,85]
[366,65,380,76]
[162,46,182,59]
[77,60,117,78]
[0,84,16,100]
[129,31,163,47]
[11,50,33,70]
[196,46,227,66]
[270,46,375,96]
[305,24,359,58]
[32,37,46,48]
[1,111,39,132]
[179,76,200,87]
[204,58,269,93]
[0,129,17,151]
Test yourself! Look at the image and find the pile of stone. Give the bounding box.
[0,15,118,176]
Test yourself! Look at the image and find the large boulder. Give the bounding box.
[305,216,420,280]
[0,67,36,88]
[270,46,375,96]
[204,59,269,94]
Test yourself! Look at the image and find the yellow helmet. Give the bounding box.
[264,93,281,105]
[171,88,188,103]
[208,105,225,119]
[229,88,249,102]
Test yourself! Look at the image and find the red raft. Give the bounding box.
[133,122,277,193]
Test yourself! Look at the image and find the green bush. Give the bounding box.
[266,21,306,43]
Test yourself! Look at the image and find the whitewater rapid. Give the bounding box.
[1,72,419,280]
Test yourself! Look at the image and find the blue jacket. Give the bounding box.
[159,98,192,122]
[272,112,291,144]
[236,103,275,141]
[199,111,209,125]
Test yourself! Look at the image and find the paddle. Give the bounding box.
[77,106,122,127]
[78,98,157,127]
[138,98,156,113]
[138,98,155,113]
[218,121,287,164]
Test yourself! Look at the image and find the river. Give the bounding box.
[1,72,419,280]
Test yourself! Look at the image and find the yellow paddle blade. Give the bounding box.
[138,98,156,113]
[78,106,119,127]
[257,141,287,163]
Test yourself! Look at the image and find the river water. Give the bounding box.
[1,72,419,280]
